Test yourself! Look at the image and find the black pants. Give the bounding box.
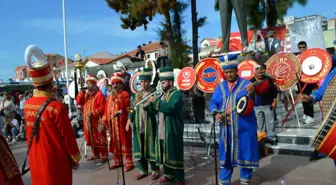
[157,56,168,68]
[299,82,316,118]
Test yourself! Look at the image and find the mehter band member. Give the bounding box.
[127,68,160,180]
[24,45,80,185]
[0,134,24,185]
[149,66,185,185]
[103,72,134,171]
[76,75,108,163]
[209,54,260,185]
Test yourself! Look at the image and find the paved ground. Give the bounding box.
[10,139,336,185]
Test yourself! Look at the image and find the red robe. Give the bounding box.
[24,90,80,185]
[102,90,133,167]
[76,90,107,159]
[0,135,24,185]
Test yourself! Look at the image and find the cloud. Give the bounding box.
[21,17,157,39]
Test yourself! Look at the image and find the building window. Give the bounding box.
[147,54,150,59]
[155,53,159,59]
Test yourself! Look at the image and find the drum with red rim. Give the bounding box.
[297,48,332,84]
[311,103,336,160]
[238,60,258,80]
[311,75,336,160]
[265,52,301,91]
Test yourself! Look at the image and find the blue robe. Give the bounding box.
[310,68,336,167]
[209,77,259,169]
[311,68,336,103]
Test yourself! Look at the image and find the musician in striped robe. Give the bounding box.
[126,68,160,180]
[302,56,336,166]
[209,54,261,185]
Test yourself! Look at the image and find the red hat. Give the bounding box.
[111,72,124,84]
[25,45,53,87]
[86,75,98,84]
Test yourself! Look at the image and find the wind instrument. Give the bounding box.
[126,89,163,113]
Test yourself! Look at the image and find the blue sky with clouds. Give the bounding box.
[0,0,335,80]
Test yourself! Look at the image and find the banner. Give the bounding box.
[288,16,326,53]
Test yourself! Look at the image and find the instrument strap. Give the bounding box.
[21,97,55,176]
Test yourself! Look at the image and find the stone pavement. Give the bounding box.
[10,140,336,185]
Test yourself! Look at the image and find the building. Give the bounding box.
[14,54,74,82]
[324,18,336,52]
[199,38,219,59]
[83,41,162,77]
[127,41,162,61]
[15,66,28,81]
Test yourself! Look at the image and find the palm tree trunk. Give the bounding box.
[191,0,199,67]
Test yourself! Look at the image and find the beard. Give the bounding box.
[162,84,171,92]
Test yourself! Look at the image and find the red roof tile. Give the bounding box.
[89,58,115,65]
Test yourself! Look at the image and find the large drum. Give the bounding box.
[311,75,336,160]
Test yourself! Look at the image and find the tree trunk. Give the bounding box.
[266,0,277,27]
[191,0,199,67]
[163,10,177,67]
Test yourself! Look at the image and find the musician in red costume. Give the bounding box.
[76,75,108,162]
[0,134,24,185]
[103,72,134,171]
[23,45,80,185]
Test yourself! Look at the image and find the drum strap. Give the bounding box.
[21,97,55,176]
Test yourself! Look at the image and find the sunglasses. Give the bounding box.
[255,67,263,70]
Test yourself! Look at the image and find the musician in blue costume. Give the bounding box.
[209,54,260,184]
[301,56,336,167]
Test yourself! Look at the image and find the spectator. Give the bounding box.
[265,30,281,56]
[157,41,169,68]
[101,79,109,98]
[134,45,146,61]
[296,41,316,125]
[0,92,15,116]
[119,66,132,95]
[18,94,26,116]
[251,64,278,145]
[3,114,20,143]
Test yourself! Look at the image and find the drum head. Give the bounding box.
[195,58,224,93]
[130,72,142,94]
[236,96,248,114]
[301,56,323,76]
[238,60,258,80]
[266,52,301,91]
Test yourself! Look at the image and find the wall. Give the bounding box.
[200,40,210,48]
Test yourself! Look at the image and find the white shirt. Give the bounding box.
[20,99,26,110]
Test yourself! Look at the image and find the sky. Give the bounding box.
[0,0,335,80]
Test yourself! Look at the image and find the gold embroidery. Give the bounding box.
[33,90,52,97]
[71,153,81,163]
[163,88,184,168]
[24,104,59,114]
[233,80,259,166]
